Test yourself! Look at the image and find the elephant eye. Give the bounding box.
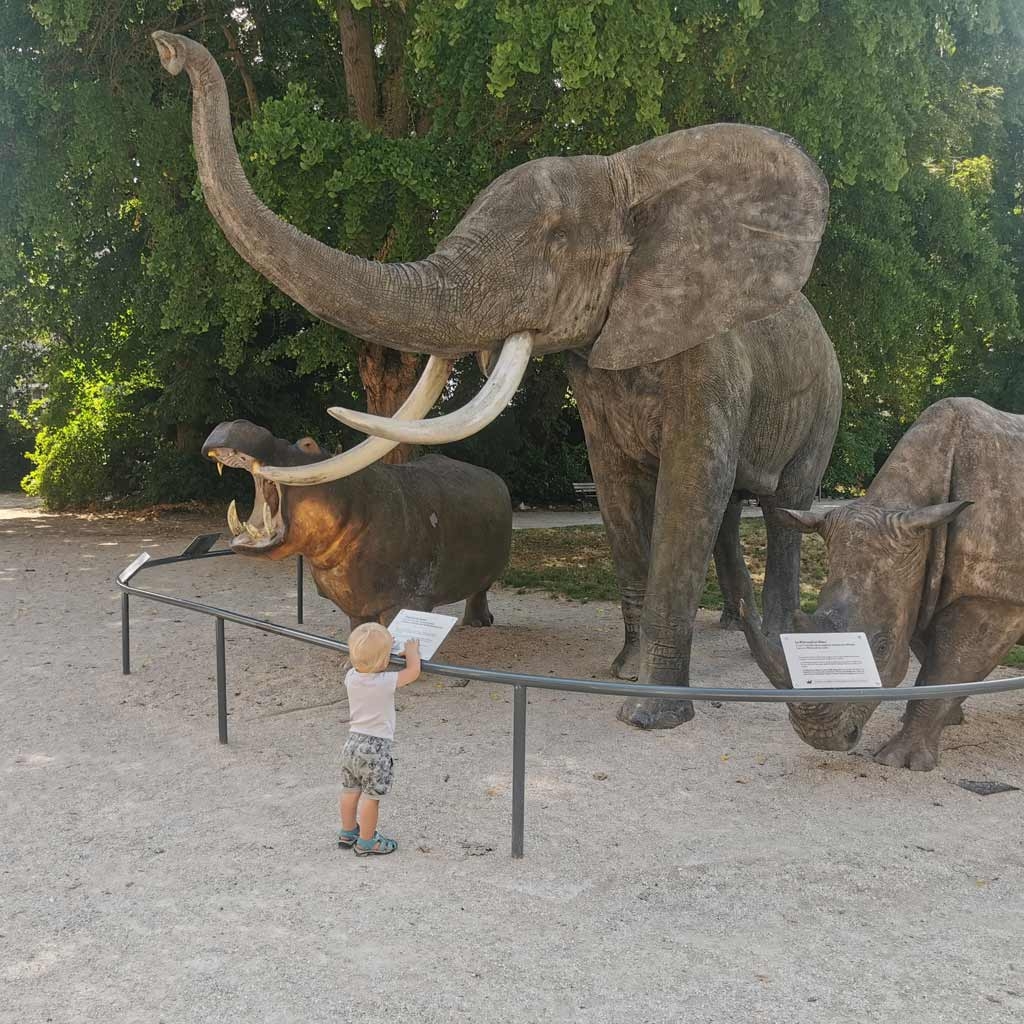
[550,228,568,244]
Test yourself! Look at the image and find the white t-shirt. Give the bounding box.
[345,669,399,739]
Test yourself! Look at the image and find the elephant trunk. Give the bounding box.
[152,31,479,356]
[737,601,792,688]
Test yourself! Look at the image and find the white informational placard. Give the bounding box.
[387,609,459,661]
[779,632,882,689]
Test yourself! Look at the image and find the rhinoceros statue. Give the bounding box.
[741,397,1024,770]
[202,420,512,630]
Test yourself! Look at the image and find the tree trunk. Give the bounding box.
[380,3,410,139]
[222,24,259,119]
[337,0,423,463]
[175,422,205,453]
[357,344,424,465]
[336,0,378,129]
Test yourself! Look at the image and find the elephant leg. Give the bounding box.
[875,598,1024,771]
[713,495,755,631]
[585,443,656,681]
[461,590,494,627]
[760,432,833,634]
[760,486,816,636]
[618,402,742,730]
[348,613,378,633]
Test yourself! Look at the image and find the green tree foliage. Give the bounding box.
[2,1,1024,506]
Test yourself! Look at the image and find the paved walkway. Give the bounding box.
[512,498,847,530]
[0,492,847,530]
[0,492,42,511]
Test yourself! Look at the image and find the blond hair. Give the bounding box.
[348,622,393,673]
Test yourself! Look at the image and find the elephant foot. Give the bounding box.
[718,608,743,631]
[873,730,940,772]
[461,592,494,627]
[617,696,695,730]
[611,642,641,681]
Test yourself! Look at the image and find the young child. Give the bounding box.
[337,622,421,856]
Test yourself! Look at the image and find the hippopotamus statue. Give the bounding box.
[741,397,1024,771]
[201,420,512,630]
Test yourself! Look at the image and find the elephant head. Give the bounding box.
[153,32,829,484]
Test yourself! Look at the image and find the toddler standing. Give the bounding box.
[337,622,421,856]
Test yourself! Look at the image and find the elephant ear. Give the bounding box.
[589,124,829,370]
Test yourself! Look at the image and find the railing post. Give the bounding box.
[296,555,304,624]
[215,616,228,744]
[121,592,130,675]
[511,684,527,859]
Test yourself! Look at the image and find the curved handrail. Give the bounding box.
[115,545,1024,705]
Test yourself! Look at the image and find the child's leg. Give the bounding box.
[358,796,380,841]
[340,788,360,831]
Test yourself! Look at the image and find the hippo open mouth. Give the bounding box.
[205,448,285,552]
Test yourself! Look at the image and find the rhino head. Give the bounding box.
[742,499,972,751]
[201,420,329,558]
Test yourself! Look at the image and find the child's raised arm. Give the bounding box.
[396,640,421,687]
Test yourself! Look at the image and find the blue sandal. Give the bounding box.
[354,831,398,856]
[337,826,360,849]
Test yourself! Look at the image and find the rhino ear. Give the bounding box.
[296,437,323,455]
[773,507,826,534]
[897,501,973,532]
[589,124,829,371]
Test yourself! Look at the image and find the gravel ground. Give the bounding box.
[3,501,1023,1024]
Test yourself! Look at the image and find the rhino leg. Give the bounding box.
[875,597,1024,771]
[462,590,494,627]
[713,496,755,632]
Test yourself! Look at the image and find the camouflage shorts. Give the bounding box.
[340,733,394,800]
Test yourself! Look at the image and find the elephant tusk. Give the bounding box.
[329,333,533,445]
[257,355,453,485]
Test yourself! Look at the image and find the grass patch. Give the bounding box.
[504,523,1024,669]
[503,521,828,611]
[1002,646,1024,668]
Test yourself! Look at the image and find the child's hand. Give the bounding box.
[397,639,421,686]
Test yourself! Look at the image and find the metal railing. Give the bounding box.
[116,535,1024,858]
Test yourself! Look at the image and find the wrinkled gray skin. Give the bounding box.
[156,32,841,728]
[201,420,512,630]
[742,397,1024,770]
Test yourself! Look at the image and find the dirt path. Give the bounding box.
[3,504,1023,1023]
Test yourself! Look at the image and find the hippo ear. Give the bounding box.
[773,508,826,534]
[897,501,973,532]
[296,437,324,455]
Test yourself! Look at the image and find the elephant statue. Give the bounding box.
[154,32,842,729]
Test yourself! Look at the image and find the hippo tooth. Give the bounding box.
[217,462,223,476]
[245,521,261,540]
[262,503,273,535]
[227,500,242,536]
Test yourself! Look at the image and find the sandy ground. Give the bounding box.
[3,498,1023,1024]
